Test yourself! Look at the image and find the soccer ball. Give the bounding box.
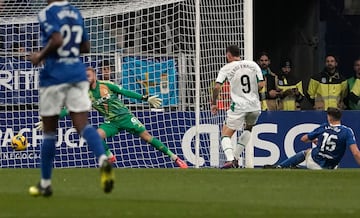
[11,134,28,151]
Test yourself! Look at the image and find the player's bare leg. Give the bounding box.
[139,130,188,168]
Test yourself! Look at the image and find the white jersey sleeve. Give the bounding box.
[254,63,264,82]
[216,64,232,84]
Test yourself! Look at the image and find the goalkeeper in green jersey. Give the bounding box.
[36,67,188,168]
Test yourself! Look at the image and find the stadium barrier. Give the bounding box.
[1,110,359,168]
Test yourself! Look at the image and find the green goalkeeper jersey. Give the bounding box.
[88,80,144,121]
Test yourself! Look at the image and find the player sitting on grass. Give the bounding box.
[264,107,360,169]
[36,67,188,168]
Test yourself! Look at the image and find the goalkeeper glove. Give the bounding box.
[35,118,43,131]
[142,95,162,108]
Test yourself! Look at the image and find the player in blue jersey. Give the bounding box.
[264,107,360,169]
[28,0,114,197]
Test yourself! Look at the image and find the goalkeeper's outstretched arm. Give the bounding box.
[109,83,162,108]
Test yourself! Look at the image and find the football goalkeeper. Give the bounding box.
[36,67,188,168]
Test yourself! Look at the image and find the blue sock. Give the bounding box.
[41,133,56,180]
[279,151,306,168]
[81,124,105,158]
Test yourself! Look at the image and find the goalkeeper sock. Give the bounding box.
[221,136,234,161]
[81,124,106,163]
[40,133,56,180]
[149,137,175,158]
[105,150,113,157]
[279,151,306,168]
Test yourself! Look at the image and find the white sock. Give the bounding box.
[221,137,234,161]
[238,130,251,147]
[234,130,251,159]
[233,143,245,160]
[170,155,178,161]
[41,179,51,188]
[98,154,108,167]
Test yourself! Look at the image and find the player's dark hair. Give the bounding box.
[101,60,110,67]
[325,54,339,63]
[280,58,292,68]
[13,42,19,49]
[257,51,270,59]
[354,57,360,64]
[327,107,342,121]
[12,42,22,52]
[226,45,240,57]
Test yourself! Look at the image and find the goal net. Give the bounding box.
[0,0,250,168]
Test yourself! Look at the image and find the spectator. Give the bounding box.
[346,57,360,110]
[307,54,347,110]
[257,51,273,76]
[12,42,25,53]
[12,42,26,61]
[276,58,304,110]
[256,52,280,110]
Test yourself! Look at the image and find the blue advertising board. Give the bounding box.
[252,111,360,168]
[0,56,178,106]
[0,57,38,105]
[0,110,359,168]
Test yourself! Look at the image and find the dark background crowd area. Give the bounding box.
[1,0,360,111]
[255,0,360,87]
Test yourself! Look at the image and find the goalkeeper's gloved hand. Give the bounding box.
[143,95,162,108]
[35,119,43,131]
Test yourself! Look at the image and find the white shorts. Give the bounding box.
[39,81,91,117]
[224,110,261,130]
[305,149,323,170]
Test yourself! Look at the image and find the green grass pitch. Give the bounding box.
[1,168,360,218]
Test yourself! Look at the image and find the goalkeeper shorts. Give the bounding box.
[99,114,146,137]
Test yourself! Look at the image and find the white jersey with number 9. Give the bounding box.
[216,60,263,112]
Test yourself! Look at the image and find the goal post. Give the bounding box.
[0,0,254,168]
[244,0,255,168]
[244,0,254,61]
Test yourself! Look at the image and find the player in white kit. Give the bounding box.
[211,45,265,168]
